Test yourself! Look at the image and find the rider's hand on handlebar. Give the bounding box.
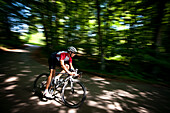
[69,72,76,76]
[69,69,75,72]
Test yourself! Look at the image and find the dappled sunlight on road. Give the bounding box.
[114,89,139,99]
[24,44,40,47]
[133,106,150,113]
[0,46,30,53]
[29,96,39,100]
[21,70,32,73]
[80,74,170,113]
[16,73,27,77]
[82,75,124,112]
[0,74,5,77]
[4,76,19,83]
[4,85,18,90]
[0,46,51,112]
[6,94,15,97]
[0,46,170,113]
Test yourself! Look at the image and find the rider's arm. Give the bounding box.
[60,60,71,74]
[69,63,74,71]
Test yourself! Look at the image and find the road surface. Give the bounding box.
[0,45,170,113]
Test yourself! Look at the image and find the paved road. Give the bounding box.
[0,45,170,113]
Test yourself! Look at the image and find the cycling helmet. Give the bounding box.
[68,46,77,53]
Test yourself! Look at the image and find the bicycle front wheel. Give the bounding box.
[33,73,49,97]
[61,81,86,108]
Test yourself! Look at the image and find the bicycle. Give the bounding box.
[33,69,86,108]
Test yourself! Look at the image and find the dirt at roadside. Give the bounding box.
[31,47,48,66]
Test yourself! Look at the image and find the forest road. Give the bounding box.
[0,45,170,113]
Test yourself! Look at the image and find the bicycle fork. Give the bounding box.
[70,80,74,94]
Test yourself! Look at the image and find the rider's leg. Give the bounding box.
[56,64,69,77]
[44,52,56,98]
[45,69,56,90]
[43,69,55,98]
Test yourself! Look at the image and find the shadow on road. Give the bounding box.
[0,46,170,113]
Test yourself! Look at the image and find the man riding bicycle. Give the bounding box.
[44,46,77,98]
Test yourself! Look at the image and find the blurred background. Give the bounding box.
[0,0,170,84]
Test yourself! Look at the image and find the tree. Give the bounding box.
[0,0,30,47]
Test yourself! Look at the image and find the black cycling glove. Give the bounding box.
[69,69,75,72]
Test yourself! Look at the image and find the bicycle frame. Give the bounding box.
[33,68,86,108]
[53,70,80,89]
[63,75,80,90]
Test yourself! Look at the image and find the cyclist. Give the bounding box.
[43,46,77,98]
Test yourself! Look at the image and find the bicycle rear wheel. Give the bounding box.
[33,73,49,97]
[61,81,86,108]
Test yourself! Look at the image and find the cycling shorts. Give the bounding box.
[48,52,69,70]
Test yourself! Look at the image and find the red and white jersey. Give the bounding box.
[56,51,72,63]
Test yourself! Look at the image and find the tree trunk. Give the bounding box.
[96,0,105,71]
[152,0,167,76]
[154,0,167,53]
[4,14,12,40]
[41,13,49,47]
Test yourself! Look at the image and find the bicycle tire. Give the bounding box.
[61,81,86,108]
[33,73,49,97]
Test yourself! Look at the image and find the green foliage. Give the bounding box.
[0,32,25,48]
[0,39,24,48]
[1,0,170,83]
[20,33,45,45]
